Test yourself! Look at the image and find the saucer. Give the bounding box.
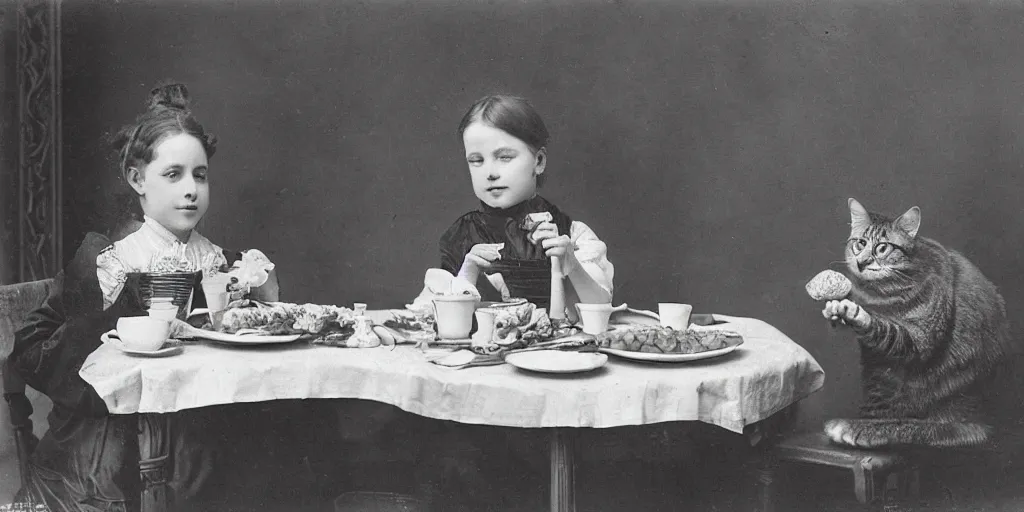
[101,330,183,357]
[505,350,607,374]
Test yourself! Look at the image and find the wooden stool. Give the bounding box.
[757,432,920,512]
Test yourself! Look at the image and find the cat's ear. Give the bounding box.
[895,206,921,239]
[848,198,871,233]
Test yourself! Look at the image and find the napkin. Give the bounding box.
[202,249,276,299]
[408,268,480,313]
[521,212,553,244]
[230,249,275,291]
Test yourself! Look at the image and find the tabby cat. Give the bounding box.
[822,198,1009,449]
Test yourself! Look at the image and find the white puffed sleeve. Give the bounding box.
[568,221,615,297]
[96,245,130,310]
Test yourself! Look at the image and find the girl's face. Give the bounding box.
[128,133,210,241]
[463,122,545,209]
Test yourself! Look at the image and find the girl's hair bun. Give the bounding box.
[148,82,191,112]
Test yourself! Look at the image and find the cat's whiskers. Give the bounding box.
[887,268,915,284]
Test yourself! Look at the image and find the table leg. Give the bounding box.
[139,413,171,512]
[550,428,576,512]
[755,451,777,512]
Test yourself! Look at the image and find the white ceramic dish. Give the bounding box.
[147,305,179,322]
[599,344,740,363]
[607,305,661,326]
[479,298,528,309]
[115,316,172,351]
[186,328,303,345]
[504,350,607,374]
[101,330,182,357]
[433,295,479,340]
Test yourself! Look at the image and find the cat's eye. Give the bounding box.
[875,243,890,255]
[850,239,868,253]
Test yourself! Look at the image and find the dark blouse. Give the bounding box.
[438,195,573,276]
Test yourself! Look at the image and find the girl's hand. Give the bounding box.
[464,243,503,269]
[530,222,578,274]
[822,299,872,331]
[530,221,570,257]
[459,243,504,283]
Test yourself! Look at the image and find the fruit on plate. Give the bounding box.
[595,325,742,354]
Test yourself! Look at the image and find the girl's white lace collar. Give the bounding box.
[141,215,197,246]
[95,218,226,310]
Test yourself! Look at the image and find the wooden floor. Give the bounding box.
[207,433,1024,512]
[7,409,1022,512]
[212,458,1024,512]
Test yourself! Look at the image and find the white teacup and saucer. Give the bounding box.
[102,316,183,357]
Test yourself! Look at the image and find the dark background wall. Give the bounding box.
[60,0,1024,431]
[1,3,19,286]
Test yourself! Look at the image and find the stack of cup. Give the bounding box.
[135,271,200,320]
[148,297,179,322]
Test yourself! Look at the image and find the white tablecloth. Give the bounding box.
[79,314,825,434]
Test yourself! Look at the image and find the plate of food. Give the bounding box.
[183,301,352,345]
[596,324,743,363]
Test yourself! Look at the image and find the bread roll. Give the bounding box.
[806,270,852,301]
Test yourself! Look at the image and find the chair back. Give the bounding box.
[0,279,56,496]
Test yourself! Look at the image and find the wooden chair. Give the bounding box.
[0,279,56,499]
[0,267,277,509]
[758,431,919,512]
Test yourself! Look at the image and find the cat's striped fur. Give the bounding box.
[824,198,1009,449]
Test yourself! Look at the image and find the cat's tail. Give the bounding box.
[824,418,991,449]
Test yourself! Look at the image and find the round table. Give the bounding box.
[80,313,825,512]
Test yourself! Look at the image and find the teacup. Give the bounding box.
[202,272,234,294]
[204,290,231,329]
[658,303,693,330]
[147,302,179,322]
[204,290,230,311]
[115,316,171,352]
[432,295,479,340]
[575,303,613,335]
[471,308,499,346]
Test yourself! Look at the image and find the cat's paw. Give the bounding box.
[823,299,871,331]
[824,419,887,448]
[824,418,852,445]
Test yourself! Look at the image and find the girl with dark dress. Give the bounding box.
[409,95,617,507]
[7,83,321,512]
[424,95,614,313]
